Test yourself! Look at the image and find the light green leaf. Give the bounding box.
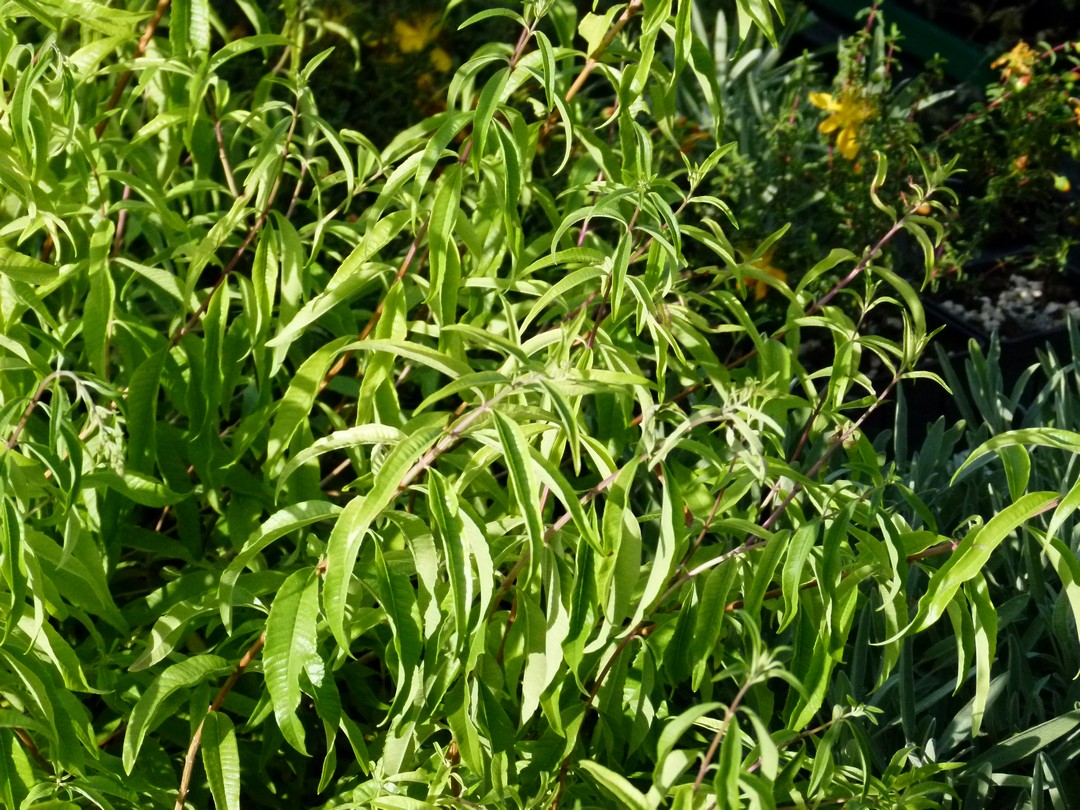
[265,336,353,466]
[266,211,411,351]
[276,424,406,499]
[129,597,213,673]
[81,470,186,508]
[264,567,319,754]
[954,429,1080,483]
[427,471,471,653]
[371,543,423,718]
[351,339,473,380]
[123,655,231,773]
[578,759,651,810]
[492,412,544,586]
[0,246,57,284]
[779,521,819,632]
[83,219,114,378]
[470,66,509,169]
[323,424,444,650]
[966,573,997,739]
[577,9,621,57]
[202,711,241,810]
[908,492,1059,635]
[219,501,341,629]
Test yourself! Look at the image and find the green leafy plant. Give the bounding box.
[1,1,1078,808]
[928,37,1080,282]
[682,4,950,303]
[886,327,1080,804]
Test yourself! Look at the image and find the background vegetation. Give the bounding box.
[1,1,1079,807]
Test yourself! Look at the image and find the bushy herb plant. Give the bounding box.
[684,5,949,302]
[885,328,1080,804]
[1,1,1079,808]
[928,38,1080,281]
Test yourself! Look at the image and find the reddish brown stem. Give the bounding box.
[175,629,266,810]
[13,727,50,773]
[170,102,300,348]
[319,222,430,393]
[693,676,753,790]
[94,0,172,139]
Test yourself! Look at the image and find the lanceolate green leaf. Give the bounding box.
[966,573,997,739]
[908,492,1059,635]
[219,501,341,629]
[125,348,167,473]
[266,210,412,352]
[779,521,819,632]
[276,424,406,499]
[1,498,27,640]
[578,759,652,810]
[954,429,1080,482]
[122,655,231,772]
[264,567,319,754]
[371,542,424,720]
[323,424,445,650]
[202,711,241,810]
[492,411,544,586]
[83,219,114,378]
[427,471,472,653]
[265,336,353,466]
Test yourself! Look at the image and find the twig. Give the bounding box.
[111,182,133,258]
[207,95,240,198]
[396,378,536,497]
[175,629,266,810]
[693,676,753,790]
[13,727,51,773]
[4,375,54,450]
[548,0,643,131]
[169,99,301,348]
[94,0,173,139]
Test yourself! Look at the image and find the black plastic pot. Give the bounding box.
[802,0,994,82]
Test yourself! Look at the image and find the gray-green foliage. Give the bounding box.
[886,328,1080,805]
[1,0,1078,807]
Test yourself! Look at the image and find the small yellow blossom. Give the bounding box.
[809,89,873,160]
[394,12,440,54]
[743,250,788,301]
[430,46,452,73]
[991,40,1037,80]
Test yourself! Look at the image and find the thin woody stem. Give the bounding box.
[319,221,431,393]
[175,629,266,810]
[94,0,172,139]
[635,201,920,427]
[693,676,754,790]
[170,99,301,347]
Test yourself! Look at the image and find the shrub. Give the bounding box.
[1,1,1077,808]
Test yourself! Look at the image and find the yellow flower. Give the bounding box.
[809,90,873,160]
[991,40,1037,80]
[394,12,440,54]
[430,46,452,73]
[743,250,788,301]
